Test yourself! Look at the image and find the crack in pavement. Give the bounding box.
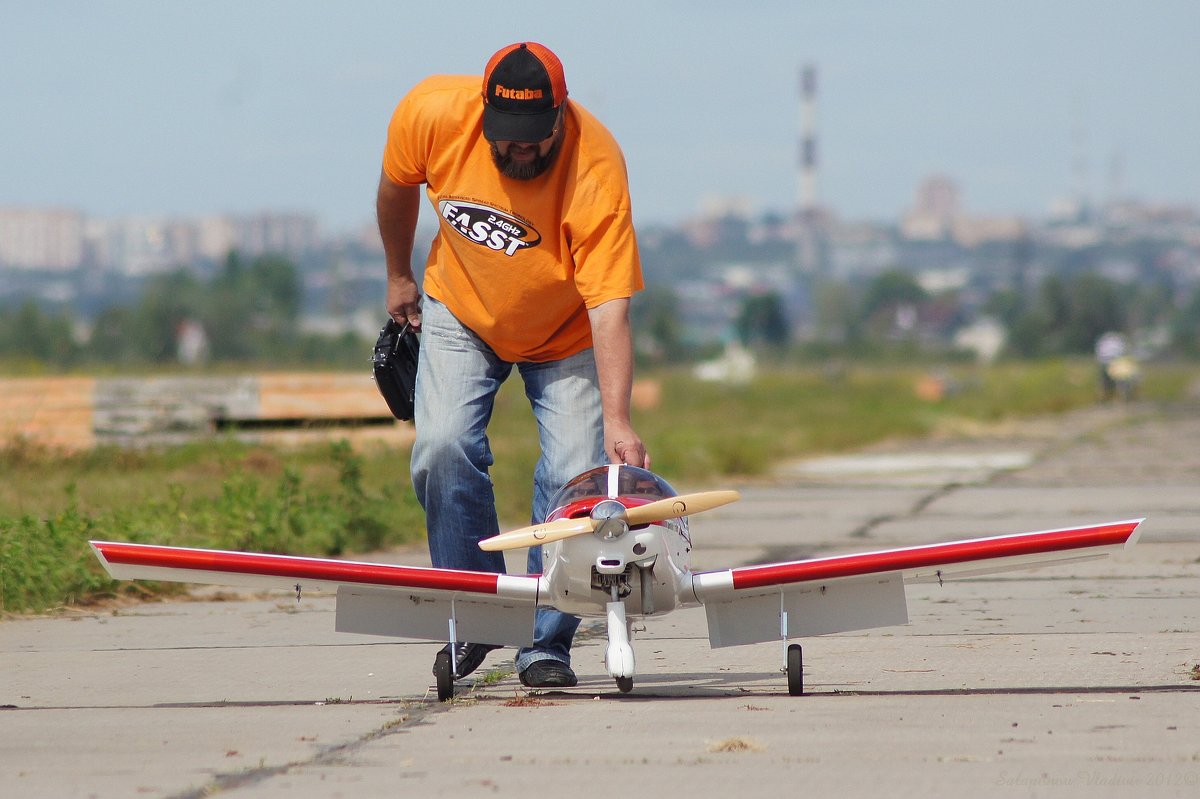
[825,684,1200,698]
[846,408,1149,541]
[161,697,448,799]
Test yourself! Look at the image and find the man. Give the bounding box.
[376,42,648,689]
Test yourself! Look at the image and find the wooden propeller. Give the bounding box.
[622,490,741,526]
[478,517,596,552]
[477,490,740,552]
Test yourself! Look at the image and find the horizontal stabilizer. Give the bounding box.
[335,587,536,646]
[704,573,908,648]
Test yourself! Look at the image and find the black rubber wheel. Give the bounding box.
[786,643,803,696]
[434,650,455,702]
[616,676,634,693]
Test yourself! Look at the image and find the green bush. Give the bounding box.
[0,440,423,613]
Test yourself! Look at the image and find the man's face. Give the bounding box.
[488,109,564,180]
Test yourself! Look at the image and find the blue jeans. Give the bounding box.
[411,296,606,672]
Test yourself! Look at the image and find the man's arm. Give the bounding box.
[587,297,649,468]
[376,172,424,328]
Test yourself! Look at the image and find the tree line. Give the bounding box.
[633,268,1200,362]
[0,254,366,369]
[5,255,1200,370]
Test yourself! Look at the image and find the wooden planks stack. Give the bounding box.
[0,373,411,451]
[0,376,97,450]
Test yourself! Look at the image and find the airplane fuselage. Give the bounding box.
[540,496,696,618]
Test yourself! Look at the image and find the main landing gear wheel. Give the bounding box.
[616,676,634,693]
[434,650,454,702]
[786,643,803,696]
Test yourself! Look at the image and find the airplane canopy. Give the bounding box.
[548,465,678,518]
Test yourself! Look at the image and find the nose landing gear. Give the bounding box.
[605,588,637,694]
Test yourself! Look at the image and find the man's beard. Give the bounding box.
[490,136,562,180]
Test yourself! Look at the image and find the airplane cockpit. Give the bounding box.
[548,465,678,517]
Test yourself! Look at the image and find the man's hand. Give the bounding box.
[387,273,423,330]
[607,420,650,469]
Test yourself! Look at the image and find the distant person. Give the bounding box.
[376,42,649,689]
[1094,331,1128,400]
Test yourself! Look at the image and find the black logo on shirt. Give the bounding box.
[438,200,541,256]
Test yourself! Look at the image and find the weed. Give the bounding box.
[502,693,552,707]
[708,737,765,753]
[476,667,516,687]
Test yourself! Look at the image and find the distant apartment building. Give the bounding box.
[236,213,320,259]
[86,216,201,276]
[1,209,321,275]
[901,175,1025,247]
[195,215,240,261]
[86,212,319,275]
[901,175,962,240]
[0,207,85,270]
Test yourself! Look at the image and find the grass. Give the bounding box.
[0,439,425,612]
[476,667,516,687]
[1,359,1195,614]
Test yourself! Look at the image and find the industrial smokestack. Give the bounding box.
[794,62,826,277]
[799,64,818,216]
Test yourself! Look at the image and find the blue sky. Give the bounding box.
[2,1,1197,232]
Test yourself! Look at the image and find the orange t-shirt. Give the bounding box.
[382,75,643,362]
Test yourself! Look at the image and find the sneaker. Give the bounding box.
[518,659,578,688]
[432,642,499,680]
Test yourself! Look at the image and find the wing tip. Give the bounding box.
[1122,518,1146,549]
[88,540,117,577]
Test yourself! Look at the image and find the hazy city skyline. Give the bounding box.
[3,2,1197,233]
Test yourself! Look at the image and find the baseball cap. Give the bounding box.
[482,42,567,142]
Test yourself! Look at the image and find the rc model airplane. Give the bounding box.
[91,464,1142,700]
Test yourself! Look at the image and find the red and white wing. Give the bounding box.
[688,520,1142,648]
[90,541,543,647]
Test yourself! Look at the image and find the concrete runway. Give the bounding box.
[4,402,1200,797]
